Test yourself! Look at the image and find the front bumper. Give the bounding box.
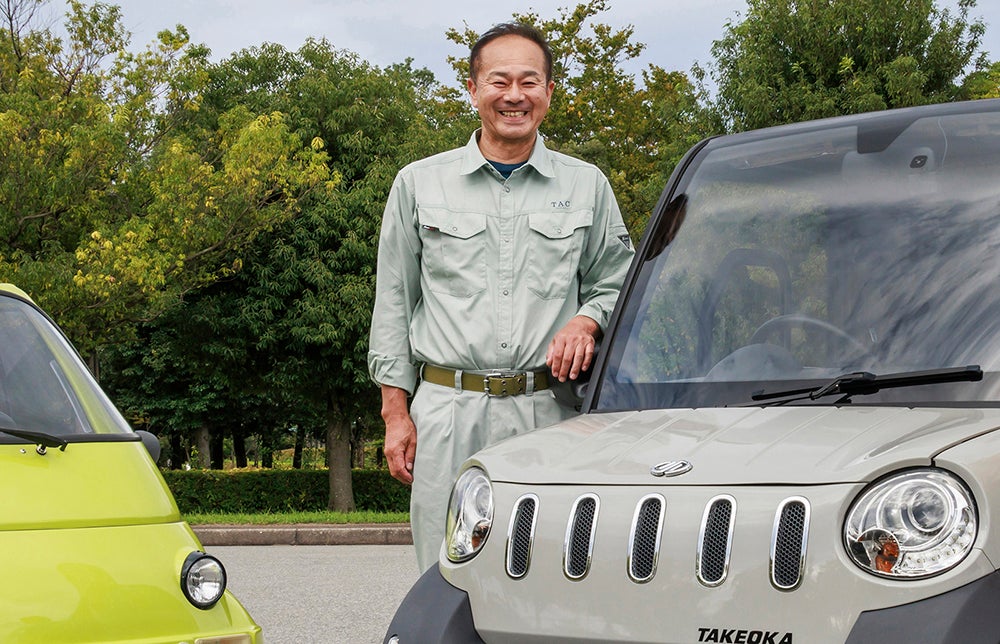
[382,565,484,644]
[846,569,1000,643]
[387,567,1000,643]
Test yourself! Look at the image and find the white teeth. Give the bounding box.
[501,111,527,117]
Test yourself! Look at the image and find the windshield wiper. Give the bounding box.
[749,365,983,406]
[0,426,68,452]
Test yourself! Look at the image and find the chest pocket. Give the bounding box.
[526,209,593,300]
[418,208,488,298]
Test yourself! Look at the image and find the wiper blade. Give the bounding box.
[750,365,983,406]
[0,426,68,452]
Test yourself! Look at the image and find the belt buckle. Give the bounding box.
[483,371,523,397]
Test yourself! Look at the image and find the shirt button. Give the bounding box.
[555,227,562,234]
[502,289,509,296]
[504,186,511,193]
[501,343,508,349]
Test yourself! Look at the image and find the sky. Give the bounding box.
[47,0,1000,90]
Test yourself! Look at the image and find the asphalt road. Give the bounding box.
[209,545,419,644]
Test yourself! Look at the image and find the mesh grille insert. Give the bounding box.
[506,495,537,578]
[772,498,808,590]
[698,497,733,585]
[629,495,664,582]
[565,496,598,579]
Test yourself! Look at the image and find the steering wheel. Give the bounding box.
[750,314,869,355]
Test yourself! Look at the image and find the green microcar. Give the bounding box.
[0,283,261,644]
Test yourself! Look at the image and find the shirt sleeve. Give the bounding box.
[367,171,422,394]
[576,171,635,330]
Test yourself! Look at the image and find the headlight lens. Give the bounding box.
[844,469,976,578]
[446,466,494,562]
[181,552,228,609]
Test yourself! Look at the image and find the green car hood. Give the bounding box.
[1,440,178,530]
[473,406,1000,485]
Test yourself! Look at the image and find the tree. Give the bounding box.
[711,0,989,132]
[0,1,331,355]
[104,39,468,512]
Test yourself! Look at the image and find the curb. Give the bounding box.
[193,523,413,547]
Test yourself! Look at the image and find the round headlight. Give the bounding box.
[446,466,494,562]
[181,552,227,609]
[844,469,977,578]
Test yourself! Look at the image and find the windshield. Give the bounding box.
[597,104,1000,410]
[0,293,133,437]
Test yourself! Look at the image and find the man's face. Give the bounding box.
[468,34,554,155]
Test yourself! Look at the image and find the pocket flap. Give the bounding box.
[527,209,594,239]
[419,208,487,240]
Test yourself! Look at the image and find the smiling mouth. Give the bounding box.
[500,110,528,118]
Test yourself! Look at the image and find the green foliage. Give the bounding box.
[711,0,989,131]
[183,510,409,525]
[0,1,330,354]
[163,468,411,514]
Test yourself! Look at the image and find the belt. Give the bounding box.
[421,364,550,397]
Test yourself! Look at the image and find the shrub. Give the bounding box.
[162,468,410,514]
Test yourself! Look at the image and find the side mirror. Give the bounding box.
[136,430,161,463]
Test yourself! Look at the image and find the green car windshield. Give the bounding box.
[597,102,1000,410]
[0,293,132,437]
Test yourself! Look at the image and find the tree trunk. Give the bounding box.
[351,418,365,469]
[233,426,248,468]
[209,429,224,469]
[292,424,305,469]
[327,398,356,512]
[195,426,211,469]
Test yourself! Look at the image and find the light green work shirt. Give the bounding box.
[368,132,635,394]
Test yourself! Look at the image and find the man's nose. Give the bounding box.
[505,82,524,101]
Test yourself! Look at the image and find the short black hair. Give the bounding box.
[469,22,553,82]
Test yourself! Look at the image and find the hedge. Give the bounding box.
[161,468,411,514]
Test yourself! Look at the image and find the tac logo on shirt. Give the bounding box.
[618,234,632,249]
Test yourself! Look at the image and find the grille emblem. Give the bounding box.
[650,460,692,477]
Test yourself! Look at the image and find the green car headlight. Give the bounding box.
[181,552,228,609]
[844,469,977,578]
[446,466,494,562]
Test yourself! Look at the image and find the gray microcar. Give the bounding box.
[386,98,1000,644]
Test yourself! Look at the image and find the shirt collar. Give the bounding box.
[459,130,556,179]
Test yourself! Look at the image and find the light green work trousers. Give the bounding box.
[409,380,576,572]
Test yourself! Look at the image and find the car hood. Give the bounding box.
[474,406,1000,485]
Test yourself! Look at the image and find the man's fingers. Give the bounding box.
[387,451,414,485]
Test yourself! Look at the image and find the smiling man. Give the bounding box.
[368,22,635,571]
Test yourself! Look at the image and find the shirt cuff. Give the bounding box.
[367,351,419,395]
[576,302,611,332]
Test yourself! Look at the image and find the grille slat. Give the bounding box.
[564,495,599,579]
[627,494,665,583]
[697,496,735,586]
[771,497,810,591]
[506,495,538,579]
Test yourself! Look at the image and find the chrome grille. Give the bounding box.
[770,497,810,591]
[501,491,812,591]
[564,494,599,580]
[627,494,665,583]
[697,495,735,586]
[506,494,538,579]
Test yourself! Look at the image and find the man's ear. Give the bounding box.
[467,77,479,108]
